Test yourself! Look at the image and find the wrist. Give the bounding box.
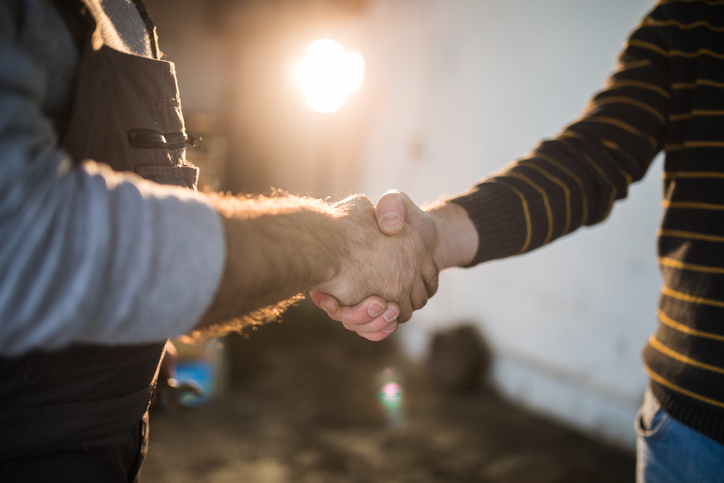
[203,194,347,319]
[427,202,478,269]
[311,195,379,303]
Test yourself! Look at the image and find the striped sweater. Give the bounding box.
[452,0,724,444]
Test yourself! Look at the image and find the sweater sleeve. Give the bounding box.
[451,5,671,266]
[0,3,226,356]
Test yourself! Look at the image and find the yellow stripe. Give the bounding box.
[643,18,724,33]
[585,116,659,155]
[659,256,724,274]
[665,171,724,180]
[665,141,724,151]
[644,365,724,409]
[664,200,724,211]
[659,0,724,7]
[559,130,635,184]
[591,96,666,123]
[672,79,724,90]
[649,335,724,375]
[606,79,671,99]
[580,151,617,221]
[658,308,724,342]
[618,59,653,69]
[525,161,572,235]
[535,153,589,227]
[598,140,636,183]
[628,39,669,57]
[630,39,724,60]
[662,285,724,308]
[660,229,724,243]
[692,109,724,116]
[671,48,724,60]
[668,112,692,122]
[668,109,724,122]
[508,172,554,244]
[494,180,532,254]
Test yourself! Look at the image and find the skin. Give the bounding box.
[196,193,436,332]
[310,190,479,341]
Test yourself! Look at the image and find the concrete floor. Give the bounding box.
[142,303,635,482]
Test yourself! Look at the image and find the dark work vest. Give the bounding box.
[0,1,198,480]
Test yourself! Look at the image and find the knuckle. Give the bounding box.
[413,293,428,310]
[398,307,412,323]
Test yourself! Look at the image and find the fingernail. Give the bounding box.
[321,301,329,312]
[380,212,402,231]
[383,322,397,333]
[368,301,385,317]
[383,307,399,322]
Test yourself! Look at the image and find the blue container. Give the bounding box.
[175,360,214,406]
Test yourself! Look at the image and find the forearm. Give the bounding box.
[448,10,670,267]
[198,192,432,329]
[197,194,350,328]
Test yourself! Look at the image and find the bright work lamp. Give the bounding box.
[294,39,364,113]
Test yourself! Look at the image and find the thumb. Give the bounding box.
[309,289,340,315]
[376,190,413,235]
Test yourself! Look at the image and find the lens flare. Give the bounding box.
[380,382,403,399]
[378,368,405,426]
[294,39,365,113]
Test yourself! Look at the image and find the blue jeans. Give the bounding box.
[636,388,724,482]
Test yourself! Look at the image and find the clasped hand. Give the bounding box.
[311,191,440,341]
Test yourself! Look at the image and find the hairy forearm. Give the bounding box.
[197,194,349,330]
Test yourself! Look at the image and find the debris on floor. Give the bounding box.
[143,302,635,483]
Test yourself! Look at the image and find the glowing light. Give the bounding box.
[378,374,404,426]
[380,382,403,399]
[294,39,365,113]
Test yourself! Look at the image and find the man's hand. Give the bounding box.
[373,189,478,270]
[311,190,478,339]
[312,195,438,324]
[308,291,401,342]
[195,192,440,338]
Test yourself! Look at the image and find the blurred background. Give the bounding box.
[142,0,661,480]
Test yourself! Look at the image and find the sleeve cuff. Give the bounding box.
[449,181,529,266]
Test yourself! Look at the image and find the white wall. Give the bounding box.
[358,0,660,449]
[152,0,662,450]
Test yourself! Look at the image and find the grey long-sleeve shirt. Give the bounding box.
[0,0,226,356]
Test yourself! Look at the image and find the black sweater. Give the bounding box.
[452,0,724,444]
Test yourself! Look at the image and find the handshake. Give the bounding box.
[309,190,478,341]
[199,189,478,340]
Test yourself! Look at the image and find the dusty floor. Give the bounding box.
[142,303,635,483]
